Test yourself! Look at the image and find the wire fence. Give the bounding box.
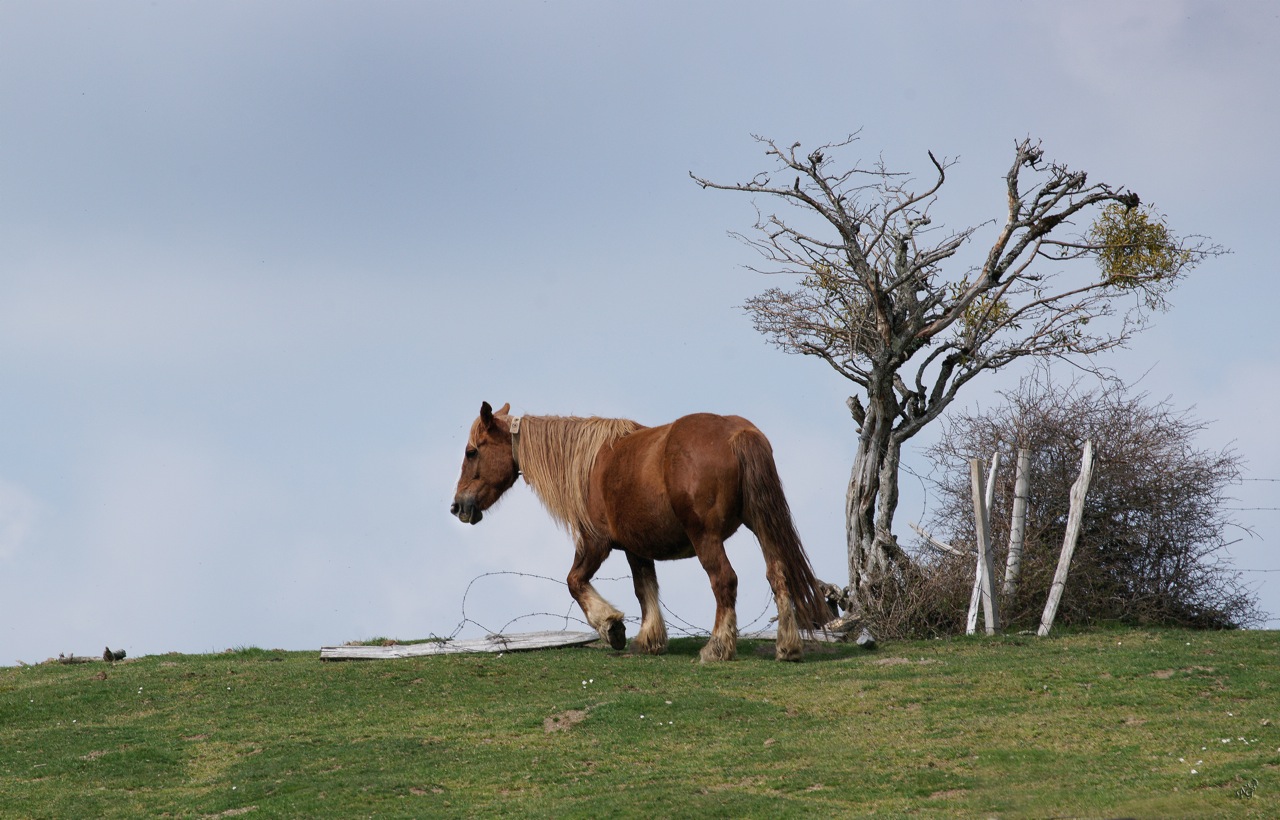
[438,474,1280,639]
[436,570,778,641]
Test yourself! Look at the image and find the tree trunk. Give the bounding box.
[845,386,905,609]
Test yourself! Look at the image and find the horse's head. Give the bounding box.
[450,401,520,525]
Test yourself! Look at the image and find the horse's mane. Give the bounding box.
[518,414,643,542]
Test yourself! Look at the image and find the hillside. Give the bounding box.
[2,628,1278,818]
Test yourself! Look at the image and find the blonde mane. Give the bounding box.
[516,414,644,541]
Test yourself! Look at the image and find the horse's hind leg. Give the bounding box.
[567,537,627,650]
[765,558,803,662]
[694,536,738,662]
[626,552,668,655]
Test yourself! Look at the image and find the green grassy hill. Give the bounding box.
[3,628,1278,818]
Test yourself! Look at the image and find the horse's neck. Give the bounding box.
[518,414,640,537]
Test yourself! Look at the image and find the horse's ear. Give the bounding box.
[496,402,511,416]
[479,401,494,427]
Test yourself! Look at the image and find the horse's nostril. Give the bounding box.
[450,501,460,516]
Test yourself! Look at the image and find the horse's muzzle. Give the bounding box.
[451,497,483,525]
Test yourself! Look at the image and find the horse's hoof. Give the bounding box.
[774,646,803,662]
[606,620,627,650]
[631,639,668,656]
[699,637,736,663]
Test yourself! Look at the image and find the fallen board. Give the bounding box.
[740,629,846,643]
[319,630,600,660]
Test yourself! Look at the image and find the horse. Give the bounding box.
[450,401,830,662]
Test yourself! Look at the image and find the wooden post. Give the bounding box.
[1038,441,1095,637]
[968,457,1001,635]
[965,453,1001,635]
[965,556,982,635]
[965,462,983,635]
[1002,448,1031,599]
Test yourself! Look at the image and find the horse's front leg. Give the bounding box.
[625,552,667,655]
[694,536,738,662]
[567,537,627,650]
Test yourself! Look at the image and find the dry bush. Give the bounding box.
[855,553,974,639]
[893,369,1263,636]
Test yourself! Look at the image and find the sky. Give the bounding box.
[2,1,1278,664]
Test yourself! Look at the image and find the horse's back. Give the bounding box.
[592,413,764,557]
[623,412,759,479]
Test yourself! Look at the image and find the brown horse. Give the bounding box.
[451,401,829,661]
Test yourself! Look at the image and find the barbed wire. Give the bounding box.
[440,560,1280,641]
[442,569,777,642]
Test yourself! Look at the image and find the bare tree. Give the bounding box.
[693,134,1222,613]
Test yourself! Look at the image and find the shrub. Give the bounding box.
[904,368,1263,635]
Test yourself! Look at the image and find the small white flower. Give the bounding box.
[1191,769,1198,775]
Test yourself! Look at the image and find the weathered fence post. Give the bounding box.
[1037,440,1096,637]
[1002,448,1031,599]
[967,456,1001,635]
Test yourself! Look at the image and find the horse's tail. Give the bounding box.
[731,428,830,630]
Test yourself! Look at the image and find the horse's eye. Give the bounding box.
[465,448,478,460]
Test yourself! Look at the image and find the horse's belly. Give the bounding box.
[608,503,696,560]
[594,423,716,561]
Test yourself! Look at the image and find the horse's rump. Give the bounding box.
[728,426,829,629]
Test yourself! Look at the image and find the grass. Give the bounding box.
[2,628,1279,817]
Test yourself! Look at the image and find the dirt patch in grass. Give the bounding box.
[544,709,590,733]
[702,775,768,793]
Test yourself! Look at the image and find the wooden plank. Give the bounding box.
[320,630,600,660]
[910,522,974,558]
[741,629,845,644]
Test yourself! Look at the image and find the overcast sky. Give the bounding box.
[3,1,1278,664]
